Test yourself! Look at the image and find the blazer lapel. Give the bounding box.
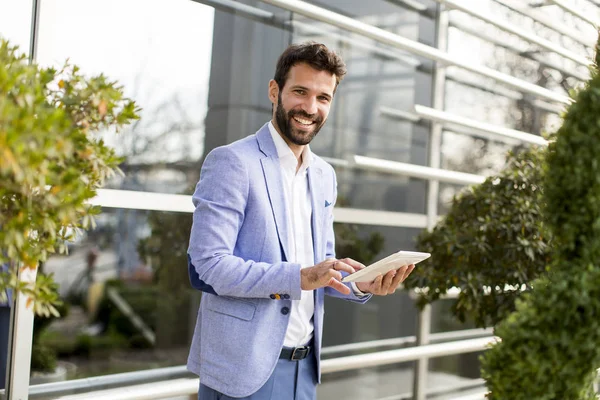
[257,125,292,262]
[308,165,324,263]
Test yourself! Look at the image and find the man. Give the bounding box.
[187,42,415,400]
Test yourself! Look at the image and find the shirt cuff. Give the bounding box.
[351,282,368,297]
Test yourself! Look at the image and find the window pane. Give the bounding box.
[36,0,214,194]
[42,207,197,380]
[0,0,33,55]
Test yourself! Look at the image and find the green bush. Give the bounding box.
[480,41,600,399]
[30,343,57,373]
[71,332,128,358]
[93,281,157,345]
[403,148,550,327]
[0,39,138,316]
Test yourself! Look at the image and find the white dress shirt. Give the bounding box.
[268,122,316,347]
[268,122,366,347]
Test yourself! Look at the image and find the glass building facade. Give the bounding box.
[0,0,595,398]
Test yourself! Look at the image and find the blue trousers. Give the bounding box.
[198,353,317,400]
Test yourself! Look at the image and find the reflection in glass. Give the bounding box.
[36,0,215,194]
[41,207,196,380]
[0,0,33,56]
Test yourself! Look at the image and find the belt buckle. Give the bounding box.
[291,346,308,361]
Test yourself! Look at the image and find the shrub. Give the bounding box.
[30,344,57,373]
[403,148,550,327]
[0,39,138,316]
[480,40,600,399]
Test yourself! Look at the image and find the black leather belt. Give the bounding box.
[279,345,311,361]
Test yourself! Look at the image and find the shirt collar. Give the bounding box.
[268,121,312,173]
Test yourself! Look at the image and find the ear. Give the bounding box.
[268,79,279,106]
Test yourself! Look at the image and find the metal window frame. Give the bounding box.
[258,0,571,104]
[4,2,42,400]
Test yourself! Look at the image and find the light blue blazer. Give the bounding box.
[186,123,370,397]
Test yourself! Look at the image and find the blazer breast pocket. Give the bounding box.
[206,296,256,321]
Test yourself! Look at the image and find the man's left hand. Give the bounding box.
[356,264,415,296]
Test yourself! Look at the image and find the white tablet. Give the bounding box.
[341,251,430,283]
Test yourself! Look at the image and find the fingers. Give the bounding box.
[339,257,366,271]
[403,264,415,280]
[327,277,351,295]
[373,265,411,295]
[379,269,400,294]
[389,266,408,293]
[331,260,356,275]
[381,269,396,290]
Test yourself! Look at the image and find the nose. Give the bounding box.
[301,96,318,116]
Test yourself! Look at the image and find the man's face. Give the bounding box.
[269,63,337,146]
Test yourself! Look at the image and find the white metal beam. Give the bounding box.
[50,338,497,399]
[289,20,421,67]
[334,208,427,228]
[450,393,488,400]
[413,104,549,146]
[493,0,595,47]
[321,337,497,374]
[449,18,590,82]
[352,155,486,186]
[547,0,599,28]
[53,378,199,400]
[89,189,427,228]
[379,106,422,122]
[258,0,571,104]
[436,0,590,66]
[385,0,429,13]
[379,106,524,146]
[89,189,193,213]
[5,267,37,400]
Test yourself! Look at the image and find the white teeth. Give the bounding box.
[293,116,313,125]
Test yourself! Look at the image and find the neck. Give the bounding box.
[272,118,304,162]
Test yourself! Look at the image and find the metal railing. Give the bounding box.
[22,335,495,400]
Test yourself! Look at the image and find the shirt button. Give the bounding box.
[281,307,290,315]
[282,294,290,300]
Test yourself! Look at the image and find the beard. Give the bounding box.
[275,93,325,146]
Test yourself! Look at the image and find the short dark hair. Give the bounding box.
[273,42,347,91]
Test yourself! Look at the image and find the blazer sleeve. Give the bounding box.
[187,146,302,300]
[322,165,371,303]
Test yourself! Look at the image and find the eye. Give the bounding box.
[318,96,331,103]
[294,89,306,95]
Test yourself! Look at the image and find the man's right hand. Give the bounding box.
[300,258,357,294]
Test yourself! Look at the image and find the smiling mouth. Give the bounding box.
[292,116,315,126]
